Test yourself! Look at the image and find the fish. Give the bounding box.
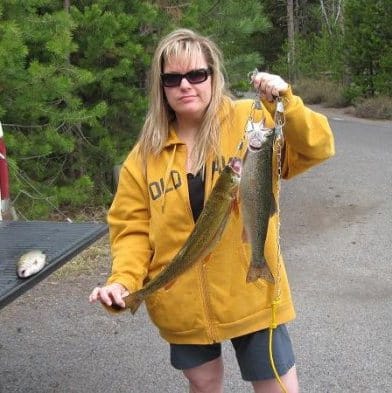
[239,119,276,283]
[16,249,47,278]
[119,158,242,314]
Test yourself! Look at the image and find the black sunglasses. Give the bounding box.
[161,68,212,87]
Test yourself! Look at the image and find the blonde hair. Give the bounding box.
[138,28,229,174]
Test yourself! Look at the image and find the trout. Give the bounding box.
[16,249,47,278]
[121,158,242,314]
[240,120,276,283]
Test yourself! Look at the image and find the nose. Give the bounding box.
[179,76,192,88]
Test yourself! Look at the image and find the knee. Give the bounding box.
[187,374,223,393]
[252,365,299,393]
[183,357,224,393]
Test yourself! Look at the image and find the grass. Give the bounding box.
[293,78,392,120]
[354,96,392,120]
[47,206,111,278]
[52,235,111,279]
[293,78,349,108]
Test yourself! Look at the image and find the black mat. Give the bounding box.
[0,220,108,309]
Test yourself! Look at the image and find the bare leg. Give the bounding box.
[252,365,299,393]
[182,356,224,393]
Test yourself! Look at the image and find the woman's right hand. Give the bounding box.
[89,283,129,309]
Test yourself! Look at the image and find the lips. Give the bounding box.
[179,95,197,102]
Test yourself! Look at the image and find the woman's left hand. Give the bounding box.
[252,72,289,102]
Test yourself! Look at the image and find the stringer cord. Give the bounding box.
[269,97,288,393]
[239,73,288,391]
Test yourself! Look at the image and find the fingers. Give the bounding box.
[252,72,288,102]
[89,283,129,309]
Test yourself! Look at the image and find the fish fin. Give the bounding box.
[270,194,277,216]
[231,195,240,217]
[123,293,144,315]
[204,254,212,264]
[246,260,275,284]
[242,227,250,243]
[164,279,176,291]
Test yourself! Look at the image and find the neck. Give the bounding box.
[175,112,202,131]
[174,116,202,144]
[174,117,202,173]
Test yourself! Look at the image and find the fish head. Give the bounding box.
[246,120,274,152]
[229,157,242,176]
[16,250,47,278]
[226,157,242,188]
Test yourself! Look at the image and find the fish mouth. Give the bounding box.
[248,136,263,151]
[229,157,242,177]
[247,129,273,152]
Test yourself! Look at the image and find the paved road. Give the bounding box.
[0,109,391,392]
[281,110,392,392]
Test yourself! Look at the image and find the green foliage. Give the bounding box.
[342,83,363,105]
[0,0,163,218]
[0,20,28,118]
[56,175,94,206]
[272,0,391,100]
[1,0,391,218]
[272,27,345,84]
[70,0,161,155]
[167,0,271,89]
[344,0,392,96]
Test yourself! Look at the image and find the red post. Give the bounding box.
[0,121,12,218]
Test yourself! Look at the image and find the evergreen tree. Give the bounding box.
[344,0,392,96]
[1,0,103,217]
[0,0,163,218]
[3,0,389,218]
[158,0,271,90]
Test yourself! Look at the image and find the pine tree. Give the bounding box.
[0,0,162,218]
[157,0,271,91]
[344,0,392,96]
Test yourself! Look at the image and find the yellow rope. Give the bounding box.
[269,299,288,393]
[268,97,289,393]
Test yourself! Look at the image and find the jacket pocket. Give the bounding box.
[145,272,199,333]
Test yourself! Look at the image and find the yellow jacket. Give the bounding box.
[106,88,335,344]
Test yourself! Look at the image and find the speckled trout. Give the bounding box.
[121,158,242,314]
[240,121,275,283]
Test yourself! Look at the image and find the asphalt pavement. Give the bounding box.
[0,108,391,392]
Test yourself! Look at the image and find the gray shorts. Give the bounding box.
[170,324,295,381]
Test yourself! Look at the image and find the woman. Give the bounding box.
[89,29,334,393]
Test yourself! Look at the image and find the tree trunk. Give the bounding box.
[287,0,295,82]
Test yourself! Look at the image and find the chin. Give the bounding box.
[179,104,207,115]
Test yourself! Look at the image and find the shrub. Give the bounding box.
[354,96,392,120]
[293,78,349,107]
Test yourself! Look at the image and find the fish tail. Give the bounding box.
[246,261,275,284]
[124,293,144,315]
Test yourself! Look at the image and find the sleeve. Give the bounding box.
[106,147,153,293]
[262,86,335,179]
